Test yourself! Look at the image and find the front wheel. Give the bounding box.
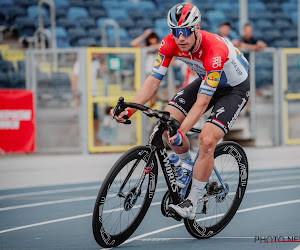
[92,146,158,248]
[184,141,248,238]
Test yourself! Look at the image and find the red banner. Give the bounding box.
[0,90,35,153]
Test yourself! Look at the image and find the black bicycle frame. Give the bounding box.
[147,120,182,205]
[115,97,228,206]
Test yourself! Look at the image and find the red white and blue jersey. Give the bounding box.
[151,30,249,96]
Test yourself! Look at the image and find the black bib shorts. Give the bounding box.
[168,76,250,134]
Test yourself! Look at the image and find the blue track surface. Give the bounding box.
[0,165,299,249]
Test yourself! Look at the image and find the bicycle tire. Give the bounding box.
[92,146,158,248]
[184,141,248,238]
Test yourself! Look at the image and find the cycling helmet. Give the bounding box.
[167,3,201,28]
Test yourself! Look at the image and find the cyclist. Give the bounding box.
[112,3,250,220]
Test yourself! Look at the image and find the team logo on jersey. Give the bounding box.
[212,56,222,68]
[154,53,165,69]
[206,71,220,88]
[159,39,165,51]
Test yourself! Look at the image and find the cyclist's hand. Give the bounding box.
[110,108,131,123]
[168,130,183,146]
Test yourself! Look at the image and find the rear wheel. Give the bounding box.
[92,146,158,248]
[184,141,248,238]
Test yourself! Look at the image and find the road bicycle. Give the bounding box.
[92,97,249,248]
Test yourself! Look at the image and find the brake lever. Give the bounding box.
[113,97,131,125]
[113,97,123,118]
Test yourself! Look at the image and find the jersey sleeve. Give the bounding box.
[198,46,228,97]
[150,35,175,80]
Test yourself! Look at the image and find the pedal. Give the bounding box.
[167,209,182,221]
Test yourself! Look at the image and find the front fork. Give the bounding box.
[118,146,156,203]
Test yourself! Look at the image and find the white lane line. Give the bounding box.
[120,199,300,246]
[0,186,100,200]
[0,198,299,236]
[248,176,300,184]
[0,196,95,212]
[0,188,166,212]
[245,184,300,194]
[1,184,300,212]
[1,169,300,200]
[249,169,300,178]
[0,213,92,234]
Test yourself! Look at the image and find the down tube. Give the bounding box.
[156,147,181,204]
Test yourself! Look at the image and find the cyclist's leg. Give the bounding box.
[192,122,224,181]
[171,77,250,218]
[194,76,250,183]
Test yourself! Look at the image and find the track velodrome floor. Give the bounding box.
[0,145,300,250]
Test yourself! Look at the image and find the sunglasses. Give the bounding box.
[171,27,195,38]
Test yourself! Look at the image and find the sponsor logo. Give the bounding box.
[199,89,214,96]
[240,164,247,187]
[206,71,220,88]
[227,97,247,129]
[176,5,183,14]
[216,107,225,118]
[149,124,160,142]
[192,222,213,237]
[225,145,247,187]
[178,52,189,57]
[100,227,116,246]
[168,101,187,116]
[149,172,156,198]
[154,53,165,69]
[194,58,203,64]
[212,56,222,68]
[206,72,220,87]
[160,148,179,193]
[159,39,165,51]
[174,90,184,100]
[231,59,243,75]
[246,91,250,98]
[198,50,203,59]
[179,98,185,104]
[0,109,32,130]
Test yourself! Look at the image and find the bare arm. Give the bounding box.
[71,74,79,107]
[130,29,152,47]
[111,75,161,122]
[71,74,78,95]
[239,41,267,51]
[132,75,161,107]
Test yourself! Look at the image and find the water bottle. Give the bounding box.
[176,160,193,188]
[168,153,183,179]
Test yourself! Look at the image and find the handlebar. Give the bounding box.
[113,97,181,136]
